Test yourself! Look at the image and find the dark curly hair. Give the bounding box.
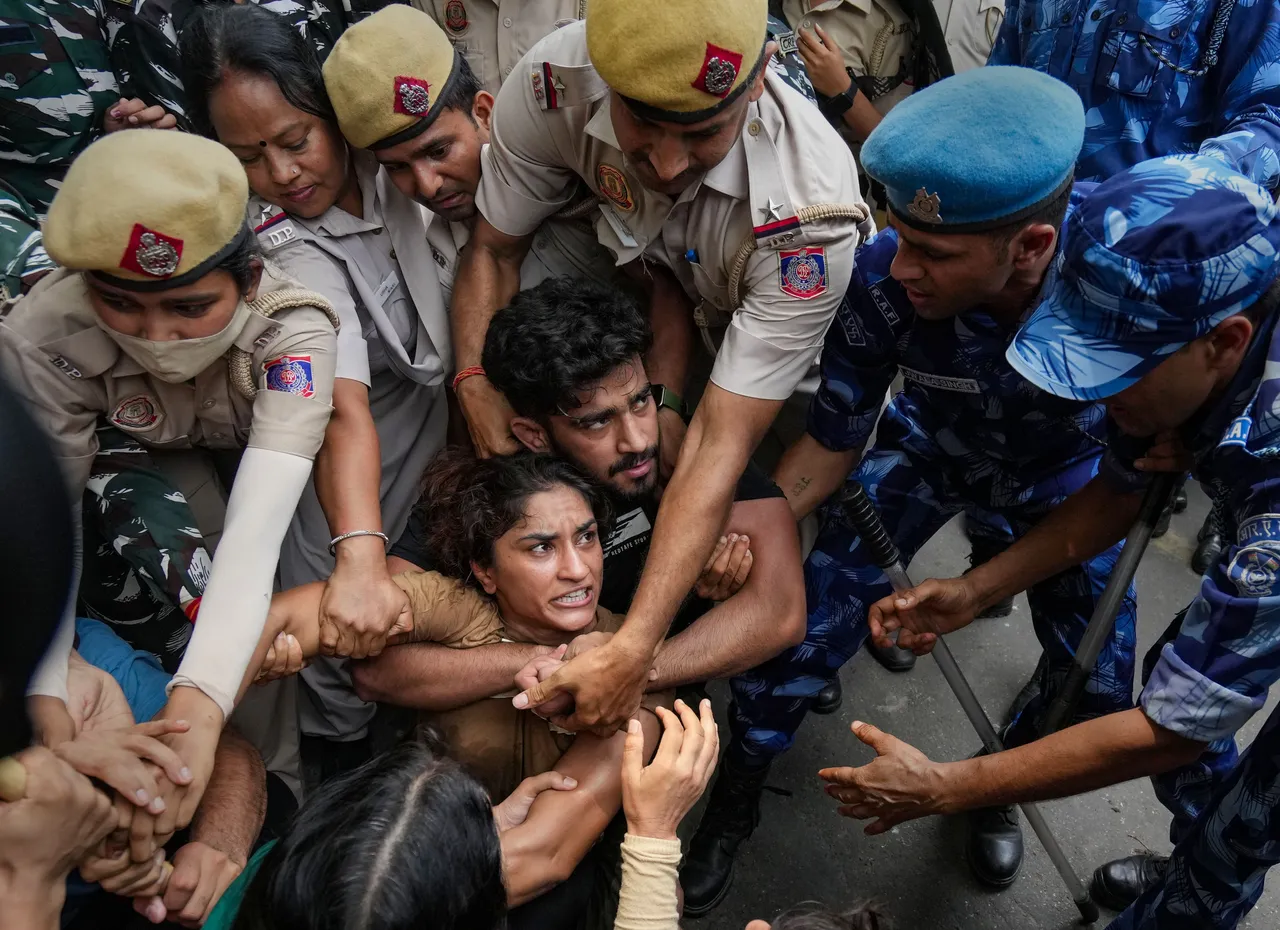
[770,902,892,930]
[415,449,614,590]
[481,276,653,419]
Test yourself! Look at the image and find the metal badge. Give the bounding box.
[705,57,737,95]
[135,231,180,276]
[907,188,943,224]
[394,76,432,116]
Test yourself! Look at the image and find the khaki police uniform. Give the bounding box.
[477,20,871,401]
[932,0,1003,72]
[784,0,918,119]
[252,150,452,741]
[412,0,586,92]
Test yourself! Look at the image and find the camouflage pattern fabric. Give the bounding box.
[0,181,54,299]
[78,423,211,672]
[0,0,119,214]
[765,14,816,102]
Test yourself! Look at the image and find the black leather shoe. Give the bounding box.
[866,635,917,673]
[1192,513,1226,576]
[1172,484,1189,514]
[681,759,772,917]
[1152,503,1173,538]
[1090,853,1169,911]
[966,805,1023,888]
[811,678,843,715]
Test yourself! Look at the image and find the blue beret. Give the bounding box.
[1008,154,1280,402]
[861,66,1084,232]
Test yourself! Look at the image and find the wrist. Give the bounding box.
[963,565,1006,613]
[332,532,390,568]
[0,869,66,926]
[162,686,225,732]
[932,758,984,816]
[625,820,679,841]
[454,370,490,397]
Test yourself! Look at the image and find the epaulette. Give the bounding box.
[531,60,608,111]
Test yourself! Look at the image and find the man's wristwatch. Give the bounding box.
[653,384,688,422]
[816,74,858,125]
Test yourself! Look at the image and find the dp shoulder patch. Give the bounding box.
[264,355,315,397]
[778,247,828,300]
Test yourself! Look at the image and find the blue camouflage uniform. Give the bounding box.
[1006,153,1280,930]
[988,0,1280,190]
[729,66,1138,767]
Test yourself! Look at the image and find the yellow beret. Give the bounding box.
[43,130,249,291]
[587,0,768,123]
[323,5,459,151]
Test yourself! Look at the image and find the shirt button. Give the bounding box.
[1170,26,1181,38]
[502,66,512,79]
[1116,12,1128,25]
[373,228,383,235]
[1060,12,1071,23]
[389,249,397,260]
[1090,9,1101,19]
[503,16,512,26]
[748,118,763,136]
[3,72,15,84]
[201,399,215,409]
[802,19,811,28]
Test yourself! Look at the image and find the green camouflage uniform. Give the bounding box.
[99,0,353,131]
[0,0,119,214]
[79,424,214,671]
[0,181,54,299]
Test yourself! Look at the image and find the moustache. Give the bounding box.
[609,446,659,477]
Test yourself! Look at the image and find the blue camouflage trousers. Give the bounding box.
[728,422,1139,766]
[1109,701,1280,930]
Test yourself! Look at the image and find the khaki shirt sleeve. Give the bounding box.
[475,61,581,238]
[711,219,859,401]
[391,569,505,647]
[247,305,337,460]
[265,247,371,386]
[0,319,102,496]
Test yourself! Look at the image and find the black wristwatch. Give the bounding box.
[653,384,688,422]
[816,74,858,125]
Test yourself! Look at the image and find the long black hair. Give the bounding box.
[232,742,506,930]
[180,3,338,140]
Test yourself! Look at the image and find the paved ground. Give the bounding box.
[688,482,1280,930]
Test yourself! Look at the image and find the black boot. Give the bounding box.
[681,758,772,917]
[1090,853,1169,911]
[966,804,1024,888]
[1172,483,1189,514]
[811,678,843,715]
[967,534,1014,619]
[1191,512,1225,576]
[866,633,917,672]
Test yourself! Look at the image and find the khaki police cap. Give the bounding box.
[43,130,250,292]
[587,0,768,124]
[323,5,460,151]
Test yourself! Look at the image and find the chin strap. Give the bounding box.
[228,288,339,399]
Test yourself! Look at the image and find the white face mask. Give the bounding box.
[97,300,252,383]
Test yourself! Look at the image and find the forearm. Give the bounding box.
[964,476,1141,612]
[651,592,801,688]
[841,89,883,141]
[0,874,63,930]
[935,708,1203,814]
[773,433,861,521]
[351,642,540,710]
[453,238,525,370]
[189,728,265,863]
[640,267,695,395]
[314,381,384,539]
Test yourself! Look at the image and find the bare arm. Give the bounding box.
[453,219,533,456]
[188,727,266,863]
[500,710,662,907]
[313,379,409,658]
[772,432,863,521]
[650,497,805,689]
[632,262,694,396]
[351,642,542,711]
[841,91,883,141]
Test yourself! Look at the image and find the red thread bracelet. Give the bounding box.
[452,366,486,391]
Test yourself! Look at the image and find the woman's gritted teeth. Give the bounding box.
[552,586,594,608]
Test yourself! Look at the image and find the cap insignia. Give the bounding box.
[907,188,943,224]
[120,224,182,278]
[394,76,432,117]
[693,43,743,99]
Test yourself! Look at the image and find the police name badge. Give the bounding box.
[111,394,162,431]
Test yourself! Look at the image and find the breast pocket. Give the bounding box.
[1098,2,1202,100]
[0,19,64,133]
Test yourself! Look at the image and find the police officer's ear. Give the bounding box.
[471,91,496,135]
[1005,222,1058,272]
[241,256,265,303]
[1203,313,1255,372]
[747,42,778,103]
[510,417,551,453]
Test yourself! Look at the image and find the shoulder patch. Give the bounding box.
[778,247,827,300]
[1220,414,1252,447]
[531,61,606,110]
[47,354,83,379]
[254,211,299,252]
[1228,545,1280,597]
[264,354,315,397]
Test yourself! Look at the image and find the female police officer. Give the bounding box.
[179,3,452,758]
[0,127,338,852]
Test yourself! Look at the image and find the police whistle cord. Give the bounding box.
[837,483,1100,924]
[1039,473,1179,738]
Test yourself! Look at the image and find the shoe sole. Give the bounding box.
[811,698,843,716]
[682,869,733,919]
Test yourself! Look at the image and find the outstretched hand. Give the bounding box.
[867,576,982,656]
[818,721,946,835]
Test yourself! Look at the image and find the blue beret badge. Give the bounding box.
[779,247,827,300]
[908,189,942,225]
[265,355,315,398]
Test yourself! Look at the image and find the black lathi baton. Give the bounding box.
[838,483,1099,923]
